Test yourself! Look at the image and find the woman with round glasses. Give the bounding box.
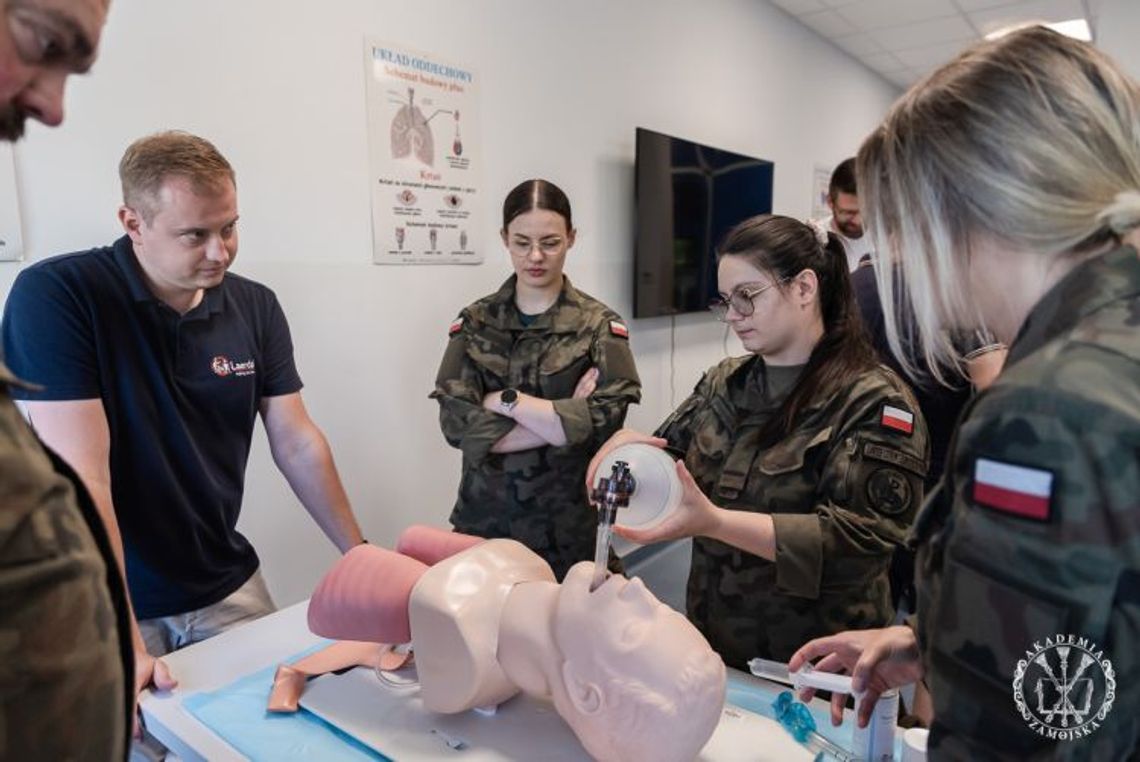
[432,179,641,580]
[587,213,928,667]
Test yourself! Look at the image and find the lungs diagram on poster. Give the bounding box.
[365,40,482,265]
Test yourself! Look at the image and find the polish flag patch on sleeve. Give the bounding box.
[972,457,1054,521]
[448,317,464,336]
[880,404,914,435]
[609,320,629,338]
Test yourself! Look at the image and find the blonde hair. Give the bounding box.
[119,131,235,223]
[859,26,1140,381]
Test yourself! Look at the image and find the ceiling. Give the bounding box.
[768,0,1104,88]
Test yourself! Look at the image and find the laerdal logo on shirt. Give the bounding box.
[211,355,256,378]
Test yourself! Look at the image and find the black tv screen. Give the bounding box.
[634,128,775,318]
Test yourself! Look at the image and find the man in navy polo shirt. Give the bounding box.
[2,130,365,713]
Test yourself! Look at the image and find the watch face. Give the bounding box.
[502,389,518,404]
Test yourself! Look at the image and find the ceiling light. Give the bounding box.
[985,18,1092,42]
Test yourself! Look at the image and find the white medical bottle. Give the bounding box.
[852,688,899,762]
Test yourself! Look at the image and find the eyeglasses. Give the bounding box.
[708,279,787,322]
[508,237,565,257]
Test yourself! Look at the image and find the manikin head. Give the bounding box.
[551,562,726,762]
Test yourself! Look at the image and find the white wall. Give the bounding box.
[1,0,897,604]
[1097,0,1140,79]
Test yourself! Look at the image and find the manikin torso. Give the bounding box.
[408,539,554,713]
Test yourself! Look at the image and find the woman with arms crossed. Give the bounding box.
[433,179,641,579]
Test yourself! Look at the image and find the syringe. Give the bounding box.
[748,657,856,695]
[589,460,635,591]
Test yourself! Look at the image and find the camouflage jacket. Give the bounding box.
[915,246,1140,760]
[431,276,641,579]
[0,362,133,760]
[657,355,928,668]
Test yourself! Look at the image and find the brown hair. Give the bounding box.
[829,157,857,200]
[119,131,235,222]
[718,214,876,442]
[502,178,573,232]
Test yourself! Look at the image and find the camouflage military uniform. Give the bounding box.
[915,246,1140,760]
[432,276,641,580]
[657,356,928,669]
[0,362,133,760]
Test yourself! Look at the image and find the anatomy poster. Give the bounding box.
[365,40,482,265]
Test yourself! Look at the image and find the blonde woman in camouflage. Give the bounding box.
[791,26,1140,759]
[588,213,929,669]
[432,179,641,580]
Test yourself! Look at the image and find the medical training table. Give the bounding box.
[139,601,880,761]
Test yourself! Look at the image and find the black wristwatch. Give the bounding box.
[500,388,520,412]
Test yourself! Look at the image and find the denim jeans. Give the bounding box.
[138,569,276,656]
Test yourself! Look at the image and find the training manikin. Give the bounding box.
[307,525,727,762]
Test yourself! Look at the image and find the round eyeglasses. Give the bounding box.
[508,236,565,257]
[708,279,787,322]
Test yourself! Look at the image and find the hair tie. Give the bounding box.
[806,218,829,248]
[1100,189,1140,235]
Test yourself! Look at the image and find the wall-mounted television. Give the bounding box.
[634,128,775,318]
